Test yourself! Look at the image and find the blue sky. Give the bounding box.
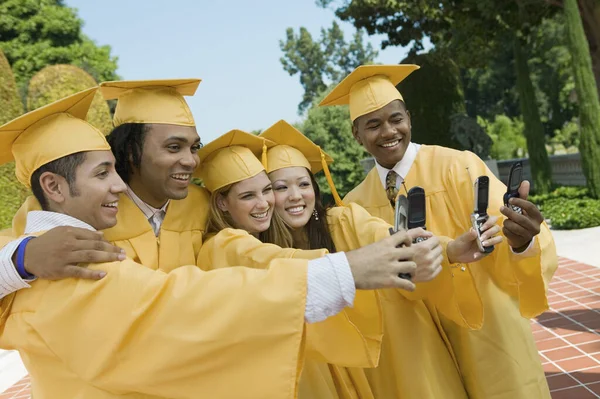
[65,0,418,143]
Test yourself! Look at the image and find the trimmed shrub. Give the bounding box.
[27,64,112,134]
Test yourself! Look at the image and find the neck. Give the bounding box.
[128,178,168,209]
[291,228,309,250]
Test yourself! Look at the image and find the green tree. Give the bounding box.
[0,0,119,90]
[564,0,600,198]
[0,49,29,229]
[280,21,378,112]
[398,51,465,149]
[299,92,367,201]
[27,64,113,134]
[319,0,555,192]
[479,115,528,160]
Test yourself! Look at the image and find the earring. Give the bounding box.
[312,209,319,221]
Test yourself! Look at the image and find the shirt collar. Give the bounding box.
[375,142,421,188]
[125,185,170,220]
[25,211,96,234]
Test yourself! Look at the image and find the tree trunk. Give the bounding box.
[513,33,553,193]
[578,0,600,96]
[567,0,600,198]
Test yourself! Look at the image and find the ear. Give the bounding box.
[406,110,412,129]
[216,193,229,212]
[38,172,67,204]
[351,122,363,146]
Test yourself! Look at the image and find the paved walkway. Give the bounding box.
[0,226,598,398]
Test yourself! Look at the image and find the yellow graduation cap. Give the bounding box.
[99,78,200,128]
[198,129,276,192]
[259,120,344,207]
[0,87,111,188]
[319,64,420,121]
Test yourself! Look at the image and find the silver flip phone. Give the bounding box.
[470,176,494,254]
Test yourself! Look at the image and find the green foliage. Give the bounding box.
[280,21,378,112]
[0,0,119,89]
[479,115,527,160]
[564,0,600,199]
[549,117,580,154]
[27,64,112,134]
[448,114,492,159]
[299,92,367,201]
[0,49,23,125]
[398,51,464,149]
[0,50,28,229]
[530,186,600,229]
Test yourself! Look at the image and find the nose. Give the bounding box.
[112,174,127,194]
[180,151,199,170]
[288,186,302,201]
[380,121,397,139]
[256,195,270,211]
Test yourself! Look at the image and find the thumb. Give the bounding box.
[518,180,530,201]
[458,228,478,244]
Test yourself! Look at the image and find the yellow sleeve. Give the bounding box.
[198,228,383,368]
[328,203,483,329]
[2,258,308,398]
[197,228,328,270]
[447,151,558,318]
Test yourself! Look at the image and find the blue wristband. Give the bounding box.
[16,236,36,280]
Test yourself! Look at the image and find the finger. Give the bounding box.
[71,227,109,242]
[518,180,530,201]
[390,231,412,248]
[393,277,416,292]
[480,225,501,241]
[66,239,125,254]
[62,265,107,280]
[67,250,126,265]
[501,205,538,233]
[480,216,499,232]
[407,228,433,241]
[509,198,544,223]
[395,260,417,276]
[482,236,503,247]
[430,243,443,260]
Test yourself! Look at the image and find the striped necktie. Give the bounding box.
[386,170,399,207]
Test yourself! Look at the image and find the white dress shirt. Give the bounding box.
[125,186,169,236]
[0,211,355,323]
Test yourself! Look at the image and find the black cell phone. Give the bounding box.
[407,187,427,243]
[470,176,494,254]
[504,161,523,214]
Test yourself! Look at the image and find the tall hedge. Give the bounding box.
[0,49,29,229]
[27,64,113,134]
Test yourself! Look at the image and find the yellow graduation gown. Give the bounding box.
[326,203,471,399]
[197,227,383,399]
[0,232,313,399]
[344,145,558,399]
[6,185,211,272]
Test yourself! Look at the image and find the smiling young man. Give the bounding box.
[0,87,428,399]
[321,64,558,399]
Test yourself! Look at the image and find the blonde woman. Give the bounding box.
[195,129,430,399]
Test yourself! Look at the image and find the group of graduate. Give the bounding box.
[0,64,558,398]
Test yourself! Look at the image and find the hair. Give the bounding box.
[302,171,336,253]
[205,183,293,247]
[30,152,87,210]
[106,123,148,184]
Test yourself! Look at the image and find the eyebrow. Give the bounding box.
[364,117,381,125]
[165,136,201,144]
[94,161,112,169]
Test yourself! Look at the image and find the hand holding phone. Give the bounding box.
[504,161,523,214]
[470,176,494,254]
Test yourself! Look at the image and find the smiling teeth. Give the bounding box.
[287,206,304,213]
[251,212,268,219]
[381,140,399,148]
[102,202,118,208]
[172,174,190,180]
